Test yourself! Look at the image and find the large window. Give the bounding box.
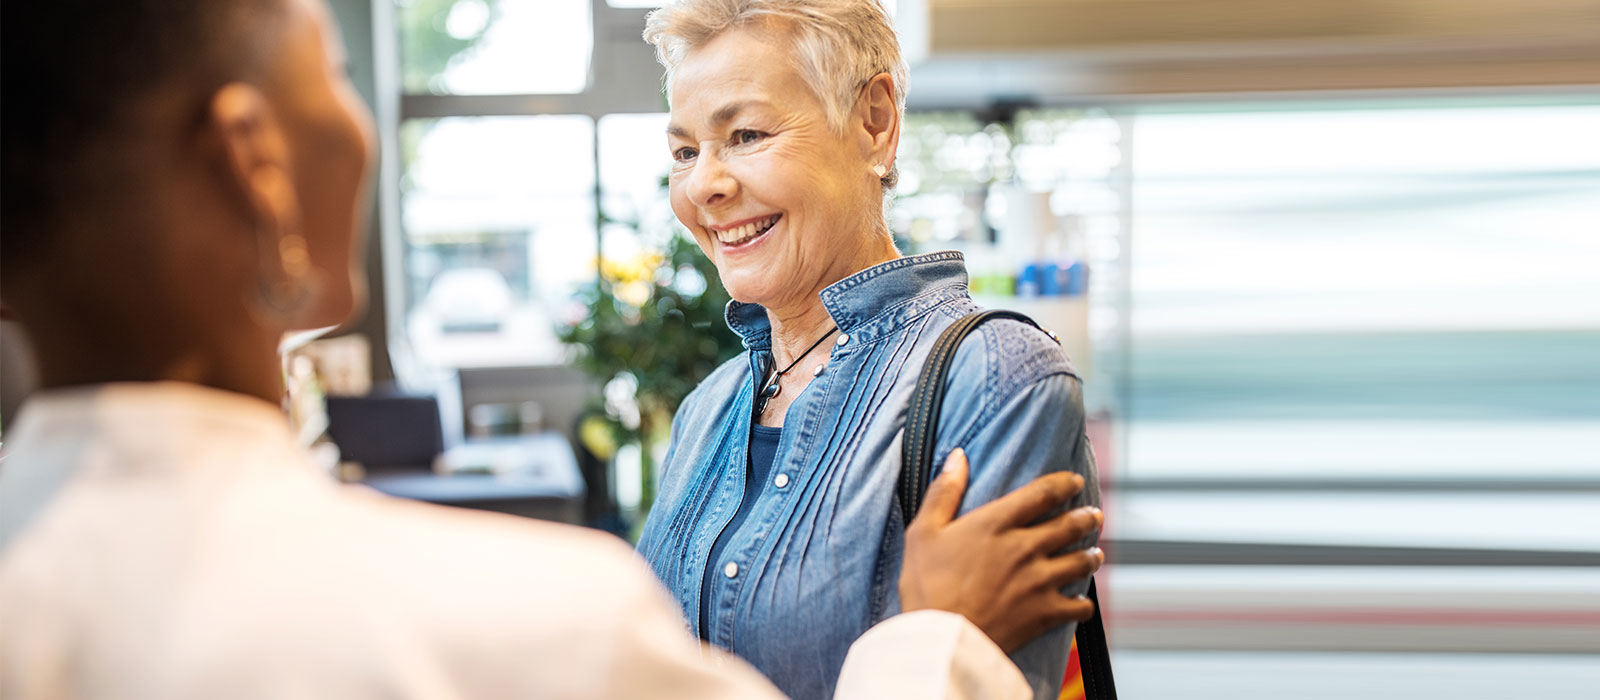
[393,0,672,369]
[400,115,597,366]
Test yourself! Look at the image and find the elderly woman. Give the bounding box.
[635,1,1103,698]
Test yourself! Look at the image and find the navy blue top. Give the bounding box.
[699,423,784,639]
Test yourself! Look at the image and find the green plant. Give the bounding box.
[559,232,743,515]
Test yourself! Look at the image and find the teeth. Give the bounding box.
[715,215,779,245]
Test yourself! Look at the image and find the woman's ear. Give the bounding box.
[207,83,297,232]
[206,83,322,328]
[855,73,901,175]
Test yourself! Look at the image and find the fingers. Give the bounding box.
[1033,546,1105,592]
[1009,594,1099,650]
[1047,594,1098,625]
[971,470,1085,530]
[909,448,969,532]
[995,591,1099,652]
[1026,505,1104,555]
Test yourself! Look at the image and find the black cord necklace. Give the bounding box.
[756,325,839,415]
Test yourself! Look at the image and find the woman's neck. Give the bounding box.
[765,235,899,366]
[24,313,286,406]
[766,302,840,368]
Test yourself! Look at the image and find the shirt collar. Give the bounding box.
[4,381,296,457]
[723,251,969,349]
[0,381,301,552]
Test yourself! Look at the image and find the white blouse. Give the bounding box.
[0,382,1027,699]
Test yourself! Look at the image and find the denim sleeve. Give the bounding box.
[944,372,1102,700]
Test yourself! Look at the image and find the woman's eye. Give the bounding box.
[672,147,698,162]
[734,130,765,145]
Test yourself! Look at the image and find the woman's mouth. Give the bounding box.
[714,214,781,247]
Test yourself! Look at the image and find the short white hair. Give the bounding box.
[644,0,908,186]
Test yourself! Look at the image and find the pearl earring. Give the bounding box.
[872,163,887,178]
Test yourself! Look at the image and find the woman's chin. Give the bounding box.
[720,275,784,308]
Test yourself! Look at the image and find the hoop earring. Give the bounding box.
[254,223,317,321]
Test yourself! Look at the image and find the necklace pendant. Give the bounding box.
[762,380,781,399]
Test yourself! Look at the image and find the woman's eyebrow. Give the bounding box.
[709,100,760,127]
[667,100,771,138]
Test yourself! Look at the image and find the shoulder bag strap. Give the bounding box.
[898,309,1117,700]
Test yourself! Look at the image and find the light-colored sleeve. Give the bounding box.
[836,610,1032,700]
[597,551,1028,700]
[593,550,791,700]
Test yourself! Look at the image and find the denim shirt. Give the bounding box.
[637,251,1101,700]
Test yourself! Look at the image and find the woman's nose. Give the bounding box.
[686,150,738,207]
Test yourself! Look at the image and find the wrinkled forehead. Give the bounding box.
[665,26,823,135]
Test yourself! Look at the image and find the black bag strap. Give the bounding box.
[1077,578,1117,700]
[898,309,1117,700]
[898,310,1039,514]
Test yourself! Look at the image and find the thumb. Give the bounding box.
[912,448,969,529]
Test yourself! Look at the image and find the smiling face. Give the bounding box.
[666,24,892,313]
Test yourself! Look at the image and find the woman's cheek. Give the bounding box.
[691,231,716,260]
[668,181,695,228]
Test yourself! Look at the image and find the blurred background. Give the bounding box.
[3,0,1597,696]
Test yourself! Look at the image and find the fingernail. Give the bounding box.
[1081,506,1103,527]
[1088,546,1104,563]
[942,449,966,477]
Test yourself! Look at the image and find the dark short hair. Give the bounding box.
[1,0,286,274]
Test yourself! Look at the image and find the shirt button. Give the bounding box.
[774,473,790,488]
[723,562,740,578]
[836,334,850,346]
[812,362,825,377]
